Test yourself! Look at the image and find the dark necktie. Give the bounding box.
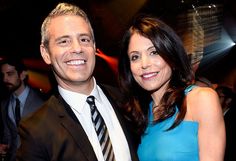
[15,98,21,126]
[86,96,116,161]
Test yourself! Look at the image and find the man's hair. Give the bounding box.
[41,2,95,48]
[0,57,27,74]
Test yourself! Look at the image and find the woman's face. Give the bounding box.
[127,32,172,92]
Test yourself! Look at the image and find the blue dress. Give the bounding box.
[137,86,199,161]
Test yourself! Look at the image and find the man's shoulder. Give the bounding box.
[99,84,124,102]
[0,96,10,110]
[28,87,47,101]
[0,97,9,105]
[22,95,59,121]
[99,83,125,105]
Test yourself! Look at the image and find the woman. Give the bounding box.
[118,15,225,161]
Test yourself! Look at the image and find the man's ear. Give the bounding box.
[20,70,28,81]
[40,44,51,65]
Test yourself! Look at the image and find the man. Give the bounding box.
[0,57,45,161]
[16,2,138,161]
[215,86,236,161]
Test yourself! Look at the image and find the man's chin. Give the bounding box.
[6,86,14,92]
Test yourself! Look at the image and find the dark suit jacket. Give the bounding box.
[0,87,44,161]
[16,85,139,161]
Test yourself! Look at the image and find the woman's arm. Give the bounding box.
[188,87,225,161]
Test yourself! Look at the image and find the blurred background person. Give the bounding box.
[216,85,234,115]
[215,85,236,161]
[0,57,45,161]
[118,15,225,161]
[194,76,217,88]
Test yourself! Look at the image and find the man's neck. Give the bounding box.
[14,83,26,97]
[58,77,95,95]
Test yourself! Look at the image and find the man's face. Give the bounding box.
[40,15,96,92]
[0,63,22,93]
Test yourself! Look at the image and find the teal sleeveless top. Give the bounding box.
[137,85,199,161]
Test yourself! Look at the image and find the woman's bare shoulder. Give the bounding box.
[186,86,222,122]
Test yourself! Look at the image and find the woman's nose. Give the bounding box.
[141,56,151,69]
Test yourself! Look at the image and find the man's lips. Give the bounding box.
[4,82,13,86]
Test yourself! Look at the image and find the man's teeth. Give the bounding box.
[142,73,157,78]
[67,60,86,65]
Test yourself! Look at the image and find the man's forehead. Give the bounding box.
[49,16,91,33]
[1,63,16,72]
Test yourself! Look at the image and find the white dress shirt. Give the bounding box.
[58,78,131,161]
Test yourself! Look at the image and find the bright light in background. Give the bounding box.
[230,41,235,46]
[199,28,235,68]
[221,28,236,48]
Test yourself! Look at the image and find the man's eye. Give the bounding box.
[81,38,90,42]
[7,72,15,77]
[58,39,70,46]
[60,40,67,44]
[79,36,92,45]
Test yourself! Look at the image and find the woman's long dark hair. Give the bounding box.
[118,14,194,134]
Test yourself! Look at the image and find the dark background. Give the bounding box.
[0,0,235,92]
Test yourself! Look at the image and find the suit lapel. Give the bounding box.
[1,99,17,131]
[22,89,33,116]
[22,88,40,117]
[55,95,98,161]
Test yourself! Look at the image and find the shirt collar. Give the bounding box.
[90,78,102,104]
[13,85,30,104]
[58,77,102,113]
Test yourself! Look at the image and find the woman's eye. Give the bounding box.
[130,55,139,61]
[150,50,158,55]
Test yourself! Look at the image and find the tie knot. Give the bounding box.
[86,95,95,106]
[15,98,20,105]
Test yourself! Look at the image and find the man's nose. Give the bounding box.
[71,40,82,53]
[2,74,7,82]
